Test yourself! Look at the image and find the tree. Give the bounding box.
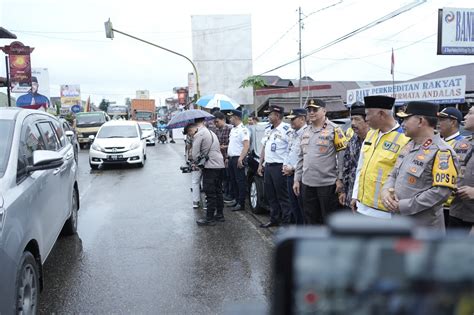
[240,75,266,115]
[99,99,110,112]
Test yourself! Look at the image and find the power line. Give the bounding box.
[258,0,426,75]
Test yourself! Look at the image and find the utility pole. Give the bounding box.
[298,7,303,108]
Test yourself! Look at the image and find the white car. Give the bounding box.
[89,120,147,169]
[138,121,156,145]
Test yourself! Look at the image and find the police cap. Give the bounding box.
[305,98,326,109]
[364,95,395,110]
[264,105,285,115]
[438,107,463,123]
[285,108,307,119]
[226,109,242,119]
[396,101,439,118]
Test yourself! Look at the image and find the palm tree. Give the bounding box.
[240,75,266,115]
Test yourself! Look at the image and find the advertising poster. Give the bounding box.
[0,41,34,93]
[15,67,51,110]
[437,7,474,55]
[60,84,81,113]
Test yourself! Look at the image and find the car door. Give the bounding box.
[35,119,69,250]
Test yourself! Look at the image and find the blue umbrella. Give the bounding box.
[167,109,214,129]
[196,94,240,110]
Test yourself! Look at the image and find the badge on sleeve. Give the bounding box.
[333,127,348,151]
[432,150,457,189]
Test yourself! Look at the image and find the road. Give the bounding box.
[39,142,273,314]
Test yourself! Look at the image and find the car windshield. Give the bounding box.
[76,114,106,125]
[0,120,14,178]
[97,125,138,138]
[138,123,153,130]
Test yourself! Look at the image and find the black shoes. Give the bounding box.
[170,139,176,143]
[230,204,245,212]
[214,215,225,222]
[224,198,236,204]
[259,221,280,228]
[196,218,216,226]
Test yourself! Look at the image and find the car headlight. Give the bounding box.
[91,142,104,152]
[130,142,140,150]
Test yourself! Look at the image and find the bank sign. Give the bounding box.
[437,7,474,55]
[346,76,466,105]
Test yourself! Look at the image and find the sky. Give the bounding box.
[0,0,473,105]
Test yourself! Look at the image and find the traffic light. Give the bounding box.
[104,19,114,39]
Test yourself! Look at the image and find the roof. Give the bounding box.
[408,63,474,91]
[257,96,347,116]
[260,75,281,86]
[0,27,16,39]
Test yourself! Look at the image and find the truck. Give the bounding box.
[74,111,110,149]
[107,105,129,120]
[130,99,156,126]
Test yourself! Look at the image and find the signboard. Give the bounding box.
[15,67,51,110]
[60,84,81,110]
[1,41,34,93]
[346,76,466,105]
[136,90,149,99]
[437,8,474,55]
[188,72,196,98]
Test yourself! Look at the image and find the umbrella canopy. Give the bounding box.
[167,109,214,129]
[196,94,240,110]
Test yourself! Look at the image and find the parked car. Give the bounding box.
[89,120,147,169]
[138,121,156,145]
[60,118,79,162]
[0,108,79,314]
[75,111,110,149]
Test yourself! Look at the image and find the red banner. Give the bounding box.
[1,41,34,93]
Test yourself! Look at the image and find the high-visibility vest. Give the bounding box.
[444,132,464,208]
[358,126,410,211]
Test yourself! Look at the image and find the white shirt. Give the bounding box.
[262,122,291,164]
[352,123,401,219]
[227,123,250,157]
[284,124,307,169]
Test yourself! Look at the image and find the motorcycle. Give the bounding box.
[156,126,168,144]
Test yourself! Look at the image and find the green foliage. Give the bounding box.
[240,75,266,89]
[99,99,110,112]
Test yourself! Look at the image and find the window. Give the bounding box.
[0,120,14,178]
[51,119,66,147]
[17,120,46,181]
[37,121,61,151]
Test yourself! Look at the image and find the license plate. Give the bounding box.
[108,155,123,160]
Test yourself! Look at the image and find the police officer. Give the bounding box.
[437,107,464,226]
[382,101,458,231]
[293,99,348,225]
[283,108,307,225]
[226,110,250,211]
[449,106,474,233]
[351,95,410,219]
[258,105,292,228]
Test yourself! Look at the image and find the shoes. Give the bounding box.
[214,215,225,222]
[259,221,280,228]
[224,198,236,204]
[193,201,199,209]
[202,203,207,210]
[170,140,176,143]
[230,204,245,212]
[223,195,234,202]
[196,218,216,226]
[226,202,238,208]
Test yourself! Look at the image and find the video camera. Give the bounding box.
[179,161,193,173]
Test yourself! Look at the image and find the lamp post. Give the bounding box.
[104,19,200,100]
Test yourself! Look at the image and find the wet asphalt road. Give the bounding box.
[39,142,273,314]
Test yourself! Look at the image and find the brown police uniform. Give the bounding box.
[450,135,474,227]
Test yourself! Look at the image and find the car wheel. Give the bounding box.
[15,252,39,315]
[62,187,79,235]
[89,162,99,170]
[249,177,265,214]
[79,143,86,150]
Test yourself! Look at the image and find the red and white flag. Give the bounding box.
[390,48,395,75]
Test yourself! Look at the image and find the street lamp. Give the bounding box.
[104,19,201,100]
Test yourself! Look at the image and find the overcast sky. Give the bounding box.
[1,0,472,105]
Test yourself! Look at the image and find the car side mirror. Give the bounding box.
[88,135,95,142]
[26,150,64,173]
[65,130,74,138]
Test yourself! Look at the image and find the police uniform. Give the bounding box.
[352,96,410,219]
[295,99,348,224]
[260,105,292,227]
[227,110,250,210]
[449,135,474,231]
[283,108,307,224]
[382,101,459,231]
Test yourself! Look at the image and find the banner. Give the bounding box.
[15,67,51,110]
[437,7,474,55]
[0,41,34,93]
[60,84,81,112]
[346,76,466,105]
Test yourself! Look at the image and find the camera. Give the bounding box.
[180,161,193,173]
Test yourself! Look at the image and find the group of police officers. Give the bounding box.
[248,95,473,233]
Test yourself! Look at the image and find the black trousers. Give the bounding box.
[264,163,291,224]
[228,156,246,206]
[302,184,338,225]
[287,175,305,225]
[448,215,473,235]
[203,168,224,220]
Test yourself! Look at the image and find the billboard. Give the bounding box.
[60,84,81,112]
[346,76,466,105]
[1,41,34,93]
[136,90,150,99]
[15,67,51,110]
[437,8,474,55]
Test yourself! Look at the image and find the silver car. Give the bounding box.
[0,108,79,314]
